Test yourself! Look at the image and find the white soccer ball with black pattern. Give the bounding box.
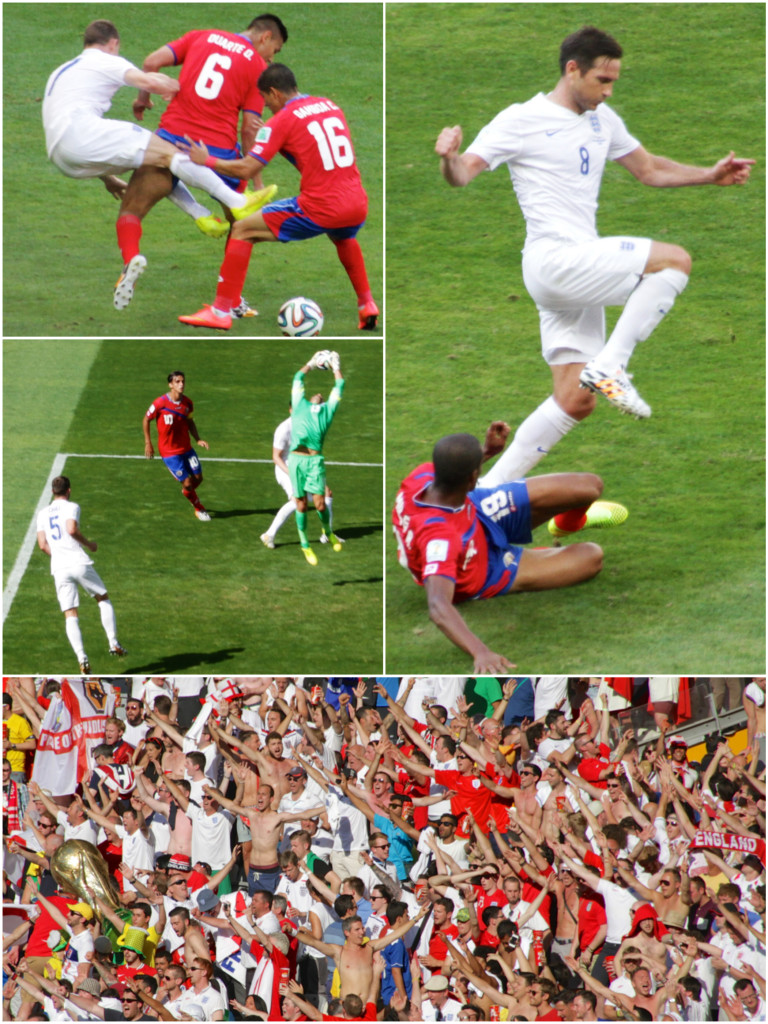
[277,296,324,337]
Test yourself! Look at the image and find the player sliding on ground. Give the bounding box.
[42,19,276,311]
[436,25,754,485]
[288,352,345,565]
[143,371,211,522]
[392,422,627,672]
[178,63,379,332]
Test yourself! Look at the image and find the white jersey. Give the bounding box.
[273,417,292,463]
[37,500,93,574]
[43,48,137,156]
[466,92,640,247]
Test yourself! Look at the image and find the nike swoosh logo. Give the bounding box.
[546,128,564,136]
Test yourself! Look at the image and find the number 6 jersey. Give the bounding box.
[248,93,368,228]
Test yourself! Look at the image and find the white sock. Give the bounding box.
[268,500,296,538]
[596,268,689,371]
[169,154,244,209]
[478,396,579,486]
[326,496,334,531]
[98,600,118,646]
[167,181,212,221]
[65,617,86,660]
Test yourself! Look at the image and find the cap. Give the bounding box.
[196,888,220,913]
[424,975,449,992]
[94,936,113,955]
[287,766,307,778]
[456,908,471,923]
[78,978,101,997]
[67,901,95,921]
[167,854,191,872]
[668,734,688,749]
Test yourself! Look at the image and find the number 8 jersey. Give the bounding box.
[248,94,368,228]
[159,30,268,150]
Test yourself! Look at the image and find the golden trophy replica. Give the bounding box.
[50,840,121,916]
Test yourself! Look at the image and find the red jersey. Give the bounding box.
[577,893,607,952]
[248,94,368,228]
[146,394,195,456]
[475,886,508,920]
[159,30,267,149]
[428,922,459,964]
[393,464,493,603]
[433,767,495,835]
[577,742,612,789]
[25,893,76,958]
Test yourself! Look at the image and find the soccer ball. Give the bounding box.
[277,297,324,337]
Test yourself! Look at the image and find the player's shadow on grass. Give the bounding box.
[128,648,245,673]
[332,576,383,587]
[206,508,267,519]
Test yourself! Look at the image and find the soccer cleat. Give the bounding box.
[231,299,259,318]
[195,509,212,521]
[301,546,318,566]
[178,305,232,330]
[195,214,229,239]
[328,533,344,552]
[260,532,275,549]
[320,532,346,545]
[230,183,278,221]
[547,501,629,538]
[358,300,379,331]
[578,363,651,419]
[109,643,128,657]
[113,254,147,310]
[79,656,91,675]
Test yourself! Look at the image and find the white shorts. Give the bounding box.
[275,467,293,500]
[53,564,108,611]
[49,115,153,179]
[522,236,652,365]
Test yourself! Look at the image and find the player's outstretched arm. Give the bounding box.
[435,125,489,187]
[124,68,180,104]
[617,145,755,187]
[424,574,516,673]
[482,421,511,463]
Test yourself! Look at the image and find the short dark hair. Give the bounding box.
[432,433,483,489]
[51,475,71,496]
[185,751,206,772]
[247,13,289,43]
[559,26,623,75]
[334,894,356,918]
[734,978,756,996]
[83,20,119,47]
[386,901,408,926]
[167,370,185,383]
[258,63,297,95]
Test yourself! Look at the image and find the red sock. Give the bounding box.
[331,237,371,304]
[214,238,253,313]
[552,506,589,533]
[182,487,204,510]
[116,214,142,264]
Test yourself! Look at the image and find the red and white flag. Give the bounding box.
[32,679,115,796]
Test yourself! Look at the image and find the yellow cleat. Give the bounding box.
[548,501,628,538]
[230,184,278,221]
[195,214,229,239]
[302,546,318,566]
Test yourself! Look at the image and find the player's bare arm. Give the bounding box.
[66,518,97,553]
[435,125,489,187]
[142,416,155,459]
[182,137,260,181]
[36,531,52,557]
[616,145,755,187]
[133,45,176,120]
[482,421,511,463]
[424,573,516,674]
[99,174,128,200]
[123,68,180,105]
[187,417,209,450]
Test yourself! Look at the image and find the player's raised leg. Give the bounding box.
[524,471,628,538]
[510,542,604,592]
[580,241,691,416]
[94,593,126,656]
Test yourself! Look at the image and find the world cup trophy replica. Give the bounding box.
[50,839,121,916]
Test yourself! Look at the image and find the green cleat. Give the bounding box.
[302,546,318,566]
[548,500,628,538]
[230,184,278,221]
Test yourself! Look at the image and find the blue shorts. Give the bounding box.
[469,480,532,599]
[261,196,364,242]
[162,448,202,482]
[157,128,244,191]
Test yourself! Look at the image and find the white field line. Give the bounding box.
[3,451,383,623]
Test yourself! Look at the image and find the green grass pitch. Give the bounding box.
[385,3,765,673]
[4,3,382,337]
[3,340,383,674]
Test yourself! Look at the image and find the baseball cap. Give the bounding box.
[67,901,94,921]
[196,888,219,913]
[287,766,307,778]
[167,854,191,872]
[424,975,449,992]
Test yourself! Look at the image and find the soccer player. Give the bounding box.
[392,423,626,672]
[435,26,754,483]
[287,352,345,565]
[260,407,342,550]
[117,14,289,317]
[143,371,211,521]
[42,19,276,311]
[36,475,126,674]
[178,63,379,332]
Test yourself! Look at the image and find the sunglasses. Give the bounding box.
[519,770,535,776]
[121,997,139,1003]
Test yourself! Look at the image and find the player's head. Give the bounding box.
[83,20,119,49]
[247,13,288,59]
[167,370,185,385]
[559,26,622,74]
[432,433,483,492]
[51,475,71,497]
[559,26,622,112]
[258,63,298,112]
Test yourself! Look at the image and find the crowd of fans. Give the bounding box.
[1,675,765,1022]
